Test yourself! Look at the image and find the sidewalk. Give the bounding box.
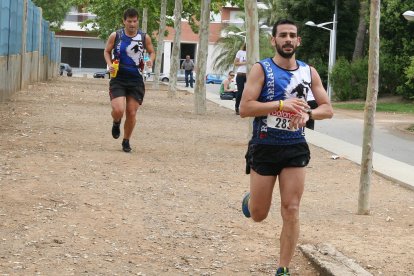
[183,83,414,190]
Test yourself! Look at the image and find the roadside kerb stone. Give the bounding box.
[299,243,373,276]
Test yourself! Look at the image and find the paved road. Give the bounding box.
[315,113,414,166]
[204,83,414,166]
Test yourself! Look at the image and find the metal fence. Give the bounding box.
[0,0,60,101]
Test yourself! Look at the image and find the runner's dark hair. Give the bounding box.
[272,19,298,37]
[123,8,139,20]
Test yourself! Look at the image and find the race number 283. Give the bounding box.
[267,110,295,131]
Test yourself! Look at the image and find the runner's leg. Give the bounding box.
[111,96,126,122]
[123,96,140,140]
[249,169,277,222]
[278,167,305,267]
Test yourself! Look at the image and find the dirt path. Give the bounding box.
[0,77,413,275]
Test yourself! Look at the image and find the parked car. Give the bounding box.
[205,73,226,84]
[93,70,110,79]
[159,69,196,82]
[59,63,72,77]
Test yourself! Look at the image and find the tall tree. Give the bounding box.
[141,8,148,33]
[279,0,359,86]
[76,0,173,40]
[153,0,168,90]
[194,0,211,115]
[379,0,414,99]
[258,0,286,27]
[168,0,183,98]
[352,0,368,61]
[32,0,74,31]
[244,0,260,137]
[358,0,380,215]
[213,24,245,72]
[244,0,260,72]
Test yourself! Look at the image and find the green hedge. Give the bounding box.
[330,57,368,101]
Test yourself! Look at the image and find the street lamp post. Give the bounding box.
[305,12,337,100]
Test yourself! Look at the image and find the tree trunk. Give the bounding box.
[168,0,183,98]
[358,0,380,215]
[153,0,167,90]
[194,0,211,115]
[244,0,260,137]
[244,1,260,71]
[352,0,368,61]
[141,8,148,33]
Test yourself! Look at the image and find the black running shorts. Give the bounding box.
[109,78,145,104]
[245,142,310,176]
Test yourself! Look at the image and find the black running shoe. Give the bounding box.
[122,139,131,152]
[112,121,121,139]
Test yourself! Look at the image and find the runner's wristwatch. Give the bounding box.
[306,108,312,119]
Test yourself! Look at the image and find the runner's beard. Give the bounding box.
[276,44,296,59]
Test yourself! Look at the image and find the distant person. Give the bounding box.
[234,43,247,115]
[305,90,318,129]
[104,8,155,152]
[181,55,195,88]
[220,71,236,100]
[239,19,333,276]
[143,50,151,81]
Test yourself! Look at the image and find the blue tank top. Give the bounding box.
[250,58,312,145]
[113,29,146,81]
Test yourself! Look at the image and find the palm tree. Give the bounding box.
[213,24,275,73]
[213,24,245,73]
[258,0,287,27]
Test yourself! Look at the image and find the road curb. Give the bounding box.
[299,243,373,276]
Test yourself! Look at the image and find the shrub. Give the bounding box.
[350,57,368,99]
[330,57,368,101]
[330,57,353,101]
[403,56,414,100]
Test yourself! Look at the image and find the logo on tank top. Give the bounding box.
[287,80,311,100]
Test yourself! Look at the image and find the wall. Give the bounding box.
[0,0,61,102]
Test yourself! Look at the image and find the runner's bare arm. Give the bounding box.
[310,66,334,120]
[104,32,117,73]
[145,34,156,67]
[240,63,309,118]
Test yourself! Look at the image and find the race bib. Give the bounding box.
[267,110,296,131]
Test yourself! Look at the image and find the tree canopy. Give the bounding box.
[32,0,75,31]
[256,0,414,100]
[72,0,243,40]
[35,0,414,100]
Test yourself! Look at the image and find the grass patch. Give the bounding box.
[407,124,414,132]
[333,102,414,114]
